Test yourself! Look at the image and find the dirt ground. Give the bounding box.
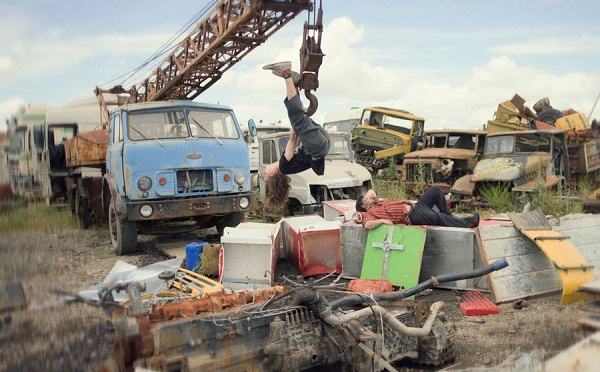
[0,217,591,372]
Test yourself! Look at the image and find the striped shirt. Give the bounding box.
[361,197,414,226]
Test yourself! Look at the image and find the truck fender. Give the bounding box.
[102,173,126,218]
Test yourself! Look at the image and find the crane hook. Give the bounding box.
[298,0,324,117]
[304,90,319,117]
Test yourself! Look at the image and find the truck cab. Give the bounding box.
[103,100,255,254]
[451,129,569,200]
[351,107,425,174]
[243,120,291,188]
[403,130,487,193]
[258,131,372,215]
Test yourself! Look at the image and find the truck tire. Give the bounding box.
[536,109,563,125]
[75,188,92,229]
[216,211,244,236]
[108,202,138,255]
[77,198,93,229]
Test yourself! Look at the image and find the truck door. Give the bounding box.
[107,113,126,195]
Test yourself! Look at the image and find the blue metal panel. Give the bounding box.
[216,169,233,192]
[155,171,175,197]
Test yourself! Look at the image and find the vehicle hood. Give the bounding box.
[298,160,372,187]
[404,148,474,161]
[471,155,543,182]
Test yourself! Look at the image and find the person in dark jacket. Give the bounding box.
[262,61,331,209]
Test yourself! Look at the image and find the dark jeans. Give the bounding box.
[409,186,475,228]
[285,94,330,158]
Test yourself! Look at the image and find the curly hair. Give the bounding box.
[355,195,366,212]
[264,172,292,210]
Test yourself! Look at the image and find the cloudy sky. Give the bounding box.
[1,0,599,132]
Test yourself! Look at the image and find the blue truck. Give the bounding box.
[66,100,255,255]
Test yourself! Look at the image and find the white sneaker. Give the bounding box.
[263,61,300,83]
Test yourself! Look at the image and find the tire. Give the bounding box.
[108,202,138,255]
[76,197,93,229]
[75,188,92,229]
[536,109,563,125]
[216,211,244,236]
[67,188,76,214]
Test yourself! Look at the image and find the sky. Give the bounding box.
[1,0,600,132]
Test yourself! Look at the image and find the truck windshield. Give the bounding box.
[484,136,514,155]
[188,110,239,139]
[127,109,239,141]
[128,110,188,141]
[486,133,552,155]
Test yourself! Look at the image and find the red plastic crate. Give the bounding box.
[459,291,499,316]
[348,279,393,295]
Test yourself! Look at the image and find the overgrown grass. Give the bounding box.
[411,161,428,198]
[479,177,587,217]
[479,183,515,213]
[526,182,583,216]
[0,200,77,232]
[374,179,408,199]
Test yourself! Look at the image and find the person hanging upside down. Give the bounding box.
[261,61,331,209]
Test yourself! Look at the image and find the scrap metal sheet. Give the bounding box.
[520,229,593,304]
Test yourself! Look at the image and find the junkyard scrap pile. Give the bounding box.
[2,203,600,372]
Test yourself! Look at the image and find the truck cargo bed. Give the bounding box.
[65,129,108,167]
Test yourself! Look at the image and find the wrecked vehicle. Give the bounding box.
[97,259,508,372]
[258,131,373,215]
[351,107,425,174]
[451,129,570,200]
[402,130,487,193]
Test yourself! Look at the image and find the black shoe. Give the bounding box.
[472,211,480,227]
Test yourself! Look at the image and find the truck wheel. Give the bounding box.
[67,188,76,214]
[216,211,244,236]
[75,189,92,229]
[77,198,93,229]
[108,202,138,255]
[536,109,563,125]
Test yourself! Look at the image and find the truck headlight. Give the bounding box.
[138,176,152,191]
[239,197,250,209]
[140,204,153,218]
[234,172,246,185]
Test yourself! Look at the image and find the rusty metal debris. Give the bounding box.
[89,259,508,372]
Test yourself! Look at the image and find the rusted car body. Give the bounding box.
[451,129,569,199]
[351,107,425,173]
[402,130,487,193]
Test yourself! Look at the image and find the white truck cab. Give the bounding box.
[257,130,372,215]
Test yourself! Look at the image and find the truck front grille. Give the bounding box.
[405,163,433,182]
[176,169,213,194]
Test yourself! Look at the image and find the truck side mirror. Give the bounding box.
[247,119,257,137]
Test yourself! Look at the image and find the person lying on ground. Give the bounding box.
[354,185,479,230]
[261,61,331,209]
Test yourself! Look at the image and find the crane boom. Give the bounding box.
[130,0,313,103]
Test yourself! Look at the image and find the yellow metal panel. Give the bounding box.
[521,230,594,304]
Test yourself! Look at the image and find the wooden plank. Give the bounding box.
[156,241,188,259]
[554,214,600,279]
[477,225,562,303]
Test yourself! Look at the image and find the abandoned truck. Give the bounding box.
[351,107,425,174]
[402,129,487,193]
[258,131,372,215]
[451,128,592,200]
[67,100,256,255]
